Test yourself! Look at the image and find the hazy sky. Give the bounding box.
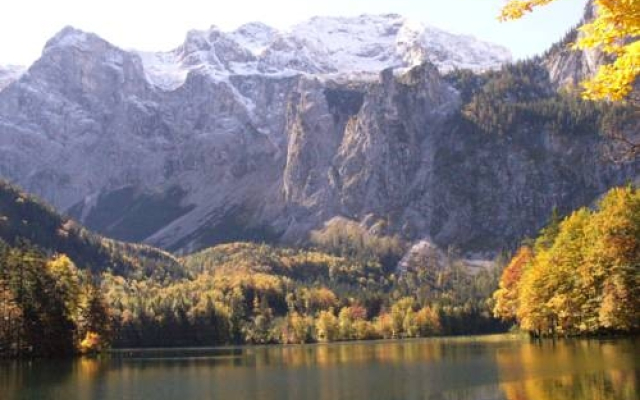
[1,0,588,66]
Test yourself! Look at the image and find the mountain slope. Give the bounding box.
[0,66,25,91]
[0,180,182,278]
[0,181,505,353]
[0,10,636,257]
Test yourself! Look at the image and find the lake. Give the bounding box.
[1,335,637,400]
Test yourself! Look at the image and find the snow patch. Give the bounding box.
[229,22,278,55]
[137,51,189,91]
[135,14,512,91]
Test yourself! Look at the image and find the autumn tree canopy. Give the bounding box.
[493,186,640,336]
[500,0,639,101]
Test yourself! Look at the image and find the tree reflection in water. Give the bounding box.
[1,336,637,400]
[497,339,638,400]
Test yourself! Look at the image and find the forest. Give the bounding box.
[0,179,638,357]
[0,179,503,357]
[0,242,110,357]
[493,186,639,337]
[445,59,636,143]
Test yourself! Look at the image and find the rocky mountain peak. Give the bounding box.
[0,12,633,260]
[230,22,279,55]
[23,26,148,102]
[43,26,105,52]
[134,14,512,91]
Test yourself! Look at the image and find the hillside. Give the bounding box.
[0,182,503,355]
[0,180,182,279]
[108,239,502,347]
[1,178,636,357]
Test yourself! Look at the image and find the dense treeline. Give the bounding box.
[108,240,504,347]
[12,183,637,356]
[493,186,640,337]
[0,240,110,357]
[0,180,506,355]
[1,240,502,354]
[445,60,634,139]
[0,180,176,357]
[308,218,406,274]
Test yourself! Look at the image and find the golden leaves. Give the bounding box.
[498,0,555,21]
[500,0,639,101]
[582,42,640,101]
[496,186,640,335]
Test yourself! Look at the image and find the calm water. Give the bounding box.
[1,335,638,400]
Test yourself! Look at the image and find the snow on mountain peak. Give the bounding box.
[230,22,279,55]
[136,14,512,90]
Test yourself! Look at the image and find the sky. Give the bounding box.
[0,0,588,66]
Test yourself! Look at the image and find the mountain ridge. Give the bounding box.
[0,6,636,259]
[33,14,511,93]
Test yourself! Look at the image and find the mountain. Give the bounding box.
[0,65,25,91]
[138,14,511,90]
[0,11,636,258]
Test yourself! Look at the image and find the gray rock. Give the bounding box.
[0,65,25,92]
[0,13,636,259]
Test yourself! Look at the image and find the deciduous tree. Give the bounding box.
[500,0,639,101]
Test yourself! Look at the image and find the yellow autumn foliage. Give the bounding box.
[500,0,639,101]
[80,331,102,354]
[496,186,639,336]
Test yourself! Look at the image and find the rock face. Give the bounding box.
[0,13,636,256]
[543,1,606,90]
[0,65,25,91]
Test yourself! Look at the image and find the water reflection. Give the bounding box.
[496,339,638,400]
[1,336,637,400]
